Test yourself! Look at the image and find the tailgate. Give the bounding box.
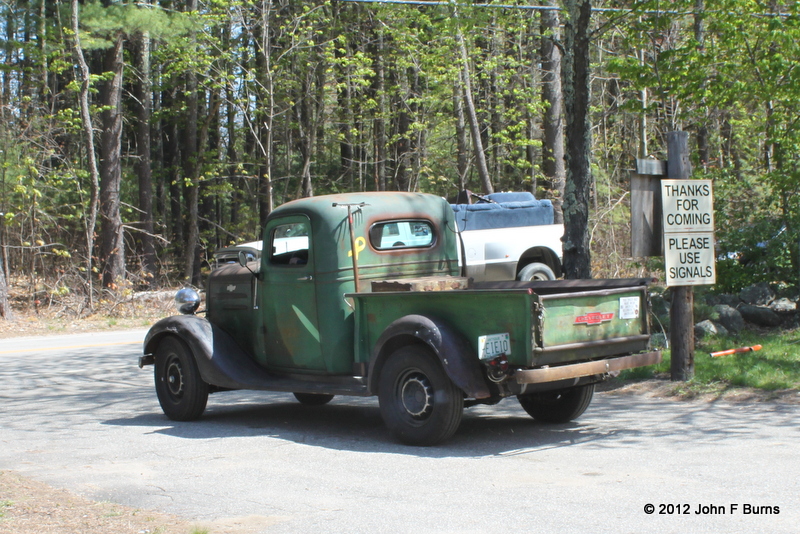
[533,285,651,366]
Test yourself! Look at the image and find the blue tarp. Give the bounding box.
[451,192,554,231]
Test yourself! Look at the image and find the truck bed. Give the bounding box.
[352,277,655,370]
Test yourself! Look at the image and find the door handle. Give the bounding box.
[297,275,313,281]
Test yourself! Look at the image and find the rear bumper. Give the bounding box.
[515,351,662,385]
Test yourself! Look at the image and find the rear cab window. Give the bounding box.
[369,220,435,250]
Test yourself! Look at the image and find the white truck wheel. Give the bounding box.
[517,262,556,281]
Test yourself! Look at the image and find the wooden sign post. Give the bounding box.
[666,132,696,381]
[630,131,712,381]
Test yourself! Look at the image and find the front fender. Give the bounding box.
[142,315,263,390]
[367,314,491,399]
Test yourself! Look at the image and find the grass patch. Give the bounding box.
[0,500,13,519]
[621,328,800,391]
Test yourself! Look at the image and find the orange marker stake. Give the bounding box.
[709,344,762,358]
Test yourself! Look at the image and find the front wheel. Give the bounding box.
[517,384,595,423]
[517,262,556,281]
[154,336,209,421]
[378,346,463,446]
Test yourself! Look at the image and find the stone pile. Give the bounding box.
[695,282,797,338]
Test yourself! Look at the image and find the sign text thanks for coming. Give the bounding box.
[661,179,715,286]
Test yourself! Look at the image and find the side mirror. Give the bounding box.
[238,249,259,278]
[238,249,249,268]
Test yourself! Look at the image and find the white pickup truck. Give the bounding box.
[214,191,564,282]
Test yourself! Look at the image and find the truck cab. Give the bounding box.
[205,192,459,375]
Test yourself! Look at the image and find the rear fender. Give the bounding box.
[367,314,491,399]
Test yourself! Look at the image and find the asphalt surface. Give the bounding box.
[1,329,798,533]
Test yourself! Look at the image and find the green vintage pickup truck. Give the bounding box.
[140,192,661,445]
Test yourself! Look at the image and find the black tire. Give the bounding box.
[378,345,463,446]
[517,384,595,423]
[517,262,556,281]
[293,392,334,406]
[154,336,209,421]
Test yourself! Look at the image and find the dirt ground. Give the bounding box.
[1,293,798,533]
[0,471,194,534]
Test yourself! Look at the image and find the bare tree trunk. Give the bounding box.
[71,0,100,307]
[456,30,493,194]
[694,0,709,168]
[297,71,315,198]
[540,1,565,223]
[374,31,387,192]
[183,0,200,285]
[453,84,470,191]
[254,0,274,224]
[183,75,199,284]
[561,0,593,279]
[134,29,156,285]
[162,87,183,248]
[0,253,9,319]
[1,7,12,123]
[391,68,411,192]
[99,34,126,289]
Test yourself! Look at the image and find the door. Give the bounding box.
[258,215,325,371]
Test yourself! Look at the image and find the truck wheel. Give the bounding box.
[517,262,556,281]
[154,336,209,421]
[293,392,334,406]
[378,346,464,446]
[517,384,594,423]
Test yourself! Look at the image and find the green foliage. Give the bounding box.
[711,167,798,293]
[622,329,800,392]
[3,0,800,294]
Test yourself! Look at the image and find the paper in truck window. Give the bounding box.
[619,296,640,319]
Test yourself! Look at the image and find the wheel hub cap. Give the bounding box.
[401,373,433,419]
[166,360,184,398]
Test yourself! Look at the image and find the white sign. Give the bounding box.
[661,179,716,287]
[661,179,714,232]
[664,231,716,286]
[619,296,640,320]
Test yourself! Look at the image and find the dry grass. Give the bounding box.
[0,471,193,534]
[0,281,180,339]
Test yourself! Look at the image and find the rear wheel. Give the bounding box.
[517,262,556,281]
[154,336,209,421]
[378,346,463,446]
[293,392,334,406]
[517,384,595,423]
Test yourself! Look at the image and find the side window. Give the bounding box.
[369,220,435,250]
[269,221,310,266]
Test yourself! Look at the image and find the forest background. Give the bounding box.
[0,0,799,319]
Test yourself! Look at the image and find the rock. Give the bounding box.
[770,298,797,314]
[739,282,774,306]
[705,293,740,308]
[739,304,783,327]
[694,320,729,339]
[713,304,744,333]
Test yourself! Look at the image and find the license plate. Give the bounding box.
[478,333,511,360]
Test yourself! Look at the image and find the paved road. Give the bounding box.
[1,330,798,533]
